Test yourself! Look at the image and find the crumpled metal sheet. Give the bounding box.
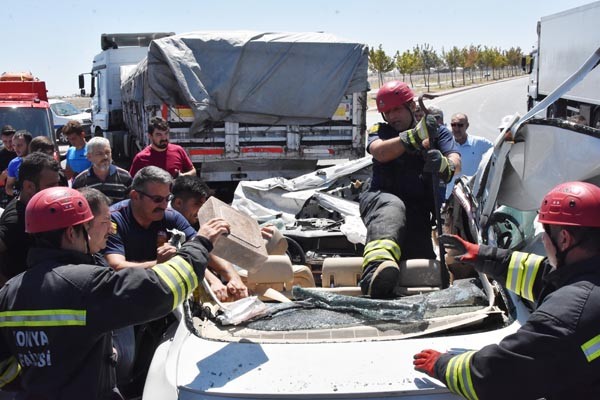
[245,279,488,331]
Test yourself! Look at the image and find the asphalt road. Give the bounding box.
[367,76,529,143]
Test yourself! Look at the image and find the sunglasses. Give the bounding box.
[451,123,465,128]
[137,190,173,204]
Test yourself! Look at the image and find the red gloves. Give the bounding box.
[439,234,480,263]
[413,349,442,378]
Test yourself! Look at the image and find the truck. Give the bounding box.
[0,72,57,144]
[80,31,368,195]
[524,1,600,127]
[78,32,174,158]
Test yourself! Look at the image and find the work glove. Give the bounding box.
[399,115,438,152]
[423,149,456,183]
[413,349,442,378]
[439,234,480,263]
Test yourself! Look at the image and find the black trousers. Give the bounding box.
[358,190,435,290]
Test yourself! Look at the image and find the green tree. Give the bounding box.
[443,46,463,88]
[463,45,480,83]
[415,43,437,91]
[396,50,420,87]
[369,44,395,87]
[505,46,524,76]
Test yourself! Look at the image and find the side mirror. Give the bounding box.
[78,74,86,96]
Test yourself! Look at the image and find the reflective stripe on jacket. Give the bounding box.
[0,236,211,399]
[434,251,600,399]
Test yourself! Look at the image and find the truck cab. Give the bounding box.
[0,72,57,145]
[79,32,173,158]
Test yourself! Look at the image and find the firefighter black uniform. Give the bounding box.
[0,236,212,399]
[359,121,457,294]
[431,246,600,399]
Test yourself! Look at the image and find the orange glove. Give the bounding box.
[413,349,442,378]
[439,234,480,263]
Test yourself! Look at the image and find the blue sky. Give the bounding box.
[1,0,593,95]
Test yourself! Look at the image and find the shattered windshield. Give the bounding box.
[246,280,490,331]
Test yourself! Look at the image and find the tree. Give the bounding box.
[369,44,395,87]
[443,46,463,88]
[415,43,437,91]
[505,47,524,76]
[396,50,420,87]
[463,45,480,83]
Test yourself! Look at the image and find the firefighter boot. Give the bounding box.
[368,260,400,299]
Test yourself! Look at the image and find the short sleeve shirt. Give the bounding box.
[7,157,22,179]
[65,146,92,174]
[446,134,493,198]
[72,165,132,204]
[104,199,196,262]
[129,144,194,178]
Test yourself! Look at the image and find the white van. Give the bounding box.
[49,99,92,143]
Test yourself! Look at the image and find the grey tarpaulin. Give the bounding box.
[121,31,369,131]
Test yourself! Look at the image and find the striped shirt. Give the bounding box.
[72,164,132,204]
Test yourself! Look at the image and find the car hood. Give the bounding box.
[166,314,523,398]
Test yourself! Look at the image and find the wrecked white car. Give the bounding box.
[138,44,600,398]
[138,110,600,399]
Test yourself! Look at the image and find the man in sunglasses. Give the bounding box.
[103,167,248,301]
[104,166,195,269]
[359,81,461,299]
[446,113,493,199]
[414,181,600,399]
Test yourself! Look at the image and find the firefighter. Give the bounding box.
[413,181,600,399]
[0,187,229,398]
[360,81,461,298]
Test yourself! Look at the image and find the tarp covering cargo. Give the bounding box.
[121,31,369,130]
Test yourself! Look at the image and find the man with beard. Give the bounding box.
[72,137,132,203]
[129,117,196,179]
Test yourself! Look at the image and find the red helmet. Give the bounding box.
[26,187,94,234]
[376,81,415,113]
[538,181,600,228]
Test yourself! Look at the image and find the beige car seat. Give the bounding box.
[237,226,316,301]
[321,257,443,296]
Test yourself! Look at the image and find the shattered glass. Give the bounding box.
[245,278,489,331]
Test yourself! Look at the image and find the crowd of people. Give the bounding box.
[0,81,598,398]
[0,116,253,397]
